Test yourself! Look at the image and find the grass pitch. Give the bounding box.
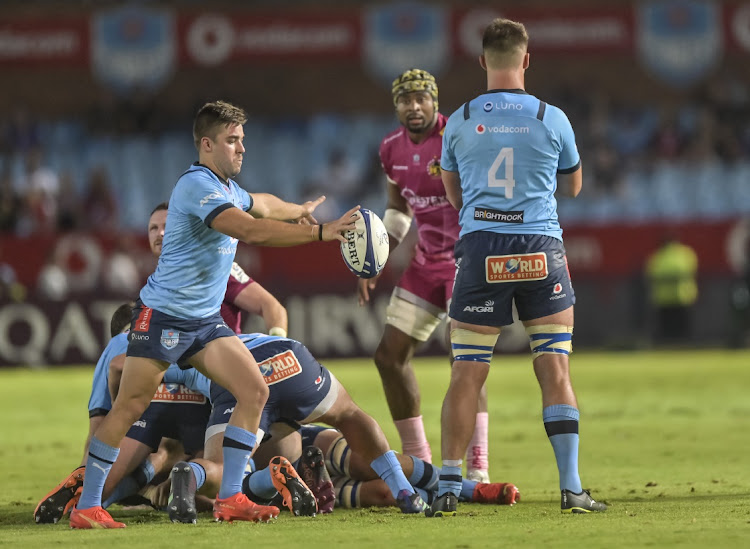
[1,350,749,548]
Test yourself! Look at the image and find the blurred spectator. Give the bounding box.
[313,148,362,204]
[0,243,26,302]
[81,167,118,231]
[57,171,81,232]
[19,146,60,234]
[0,167,23,233]
[6,108,40,155]
[37,249,69,301]
[644,232,699,345]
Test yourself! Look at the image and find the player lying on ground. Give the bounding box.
[148,332,429,523]
[251,425,520,511]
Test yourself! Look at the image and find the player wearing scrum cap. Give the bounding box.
[357,69,494,482]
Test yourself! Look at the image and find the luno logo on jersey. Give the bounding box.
[160,329,180,350]
[257,350,302,385]
[485,253,548,283]
[476,124,529,134]
[151,383,206,404]
[483,101,523,111]
[427,157,441,177]
[134,307,152,332]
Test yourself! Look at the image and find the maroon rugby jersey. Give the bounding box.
[379,113,460,264]
[220,262,254,334]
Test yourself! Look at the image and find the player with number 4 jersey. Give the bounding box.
[428,18,607,517]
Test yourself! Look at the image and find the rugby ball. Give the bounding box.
[340,209,389,279]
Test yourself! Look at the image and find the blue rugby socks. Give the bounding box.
[370,451,413,498]
[78,437,120,510]
[219,425,256,499]
[543,404,582,493]
[436,461,463,498]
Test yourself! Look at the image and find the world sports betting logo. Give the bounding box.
[485,252,548,283]
[257,350,302,385]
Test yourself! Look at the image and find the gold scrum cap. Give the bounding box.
[392,68,438,109]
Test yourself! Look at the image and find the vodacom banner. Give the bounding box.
[178,12,361,66]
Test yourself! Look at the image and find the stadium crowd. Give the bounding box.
[1,74,749,238]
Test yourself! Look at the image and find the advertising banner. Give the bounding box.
[0,17,89,66]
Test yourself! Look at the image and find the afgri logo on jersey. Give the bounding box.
[257,350,302,385]
[427,156,441,177]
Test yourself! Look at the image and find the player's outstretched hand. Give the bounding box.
[321,205,360,243]
[295,195,326,225]
[357,272,382,306]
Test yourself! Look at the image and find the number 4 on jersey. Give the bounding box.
[488,147,515,198]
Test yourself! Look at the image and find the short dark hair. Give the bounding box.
[193,100,247,151]
[110,301,135,338]
[482,18,529,68]
[150,202,168,216]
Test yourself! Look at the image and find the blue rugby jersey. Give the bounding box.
[140,164,253,318]
[88,333,207,416]
[441,90,580,241]
[88,333,129,417]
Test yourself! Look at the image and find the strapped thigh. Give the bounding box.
[526,324,573,359]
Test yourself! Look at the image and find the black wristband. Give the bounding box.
[318,224,324,241]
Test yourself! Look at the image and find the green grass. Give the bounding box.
[2,350,750,548]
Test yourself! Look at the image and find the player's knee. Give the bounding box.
[450,328,499,365]
[525,324,573,359]
[232,380,269,406]
[373,342,403,374]
[112,392,152,423]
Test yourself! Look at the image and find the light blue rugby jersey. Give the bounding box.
[88,333,129,416]
[441,89,580,240]
[88,333,196,415]
[140,164,253,319]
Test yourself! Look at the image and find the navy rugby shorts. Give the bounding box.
[205,340,336,440]
[125,386,211,455]
[449,232,575,327]
[127,299,236,368]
